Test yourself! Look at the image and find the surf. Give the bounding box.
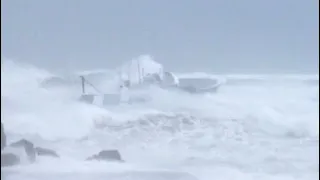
[1,56,319,180]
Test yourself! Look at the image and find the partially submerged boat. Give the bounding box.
[78,60,223,106]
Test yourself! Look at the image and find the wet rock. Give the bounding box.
[1,122,6,150]
[10,139,36,162]
[1,123,59,167]
[35,147,59,158]
[86,150,124,162]
[1,153,20,167]
[9,139,60,161]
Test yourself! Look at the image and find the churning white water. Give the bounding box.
[1,55,319,180]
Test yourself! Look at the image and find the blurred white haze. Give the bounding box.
[1,0,319,180]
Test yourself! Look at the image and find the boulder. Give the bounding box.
[2,138,59,167]
[9,139,36,162]
[1,153,20,167]
[1,123,20,167]
[86,150,124,162]
[1,122,6,150]
[10,139,60,159]
[1,123,59,168]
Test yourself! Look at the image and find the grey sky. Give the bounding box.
[1,0,319,73]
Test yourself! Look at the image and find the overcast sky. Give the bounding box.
[1,0,319,73]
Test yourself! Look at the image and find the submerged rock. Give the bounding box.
[86,150,124,162]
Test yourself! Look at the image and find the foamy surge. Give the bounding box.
[1,56,319,180]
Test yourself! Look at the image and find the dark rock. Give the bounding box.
[1,153,20,167]
[1,123,59,167]
[1,122,6,150]
[86,150,124,162]
[9,139,60,161]
[10,139,36,162]
[35,147,59,158]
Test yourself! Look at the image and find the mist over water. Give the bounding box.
[1,56,319,180]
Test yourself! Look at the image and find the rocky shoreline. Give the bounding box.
[1,122,124,167]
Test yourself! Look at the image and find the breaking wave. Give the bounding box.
[1,55,319,180]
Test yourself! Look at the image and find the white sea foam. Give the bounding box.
[1,55,319,180]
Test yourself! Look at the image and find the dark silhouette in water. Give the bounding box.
[10,139,36,162]
[1,122,124,167]
[86,150,124,162]
[1,122,59,167]
[1,122,6,150]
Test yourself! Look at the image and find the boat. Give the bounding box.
[78,58,223,105]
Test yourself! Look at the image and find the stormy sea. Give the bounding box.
[1,55,319,180]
